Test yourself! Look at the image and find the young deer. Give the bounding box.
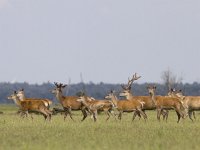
[77,94,111,122]
[77,93,116,121]
[51,82,88,121]
[147,86,186,123]
[105,90,147,121]
[8,91,52,120]
[120,73,169,121]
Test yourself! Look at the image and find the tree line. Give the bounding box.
[1,81,200,104]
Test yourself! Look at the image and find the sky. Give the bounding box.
[0,0,200,84]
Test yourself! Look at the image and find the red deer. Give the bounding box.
[105,90,147,121]
[51,82,88,121]
[168,89,198,122]
[120,73,169,121]
[17,89,52,109]
[77,93,116,121]
[8,91,52,120]
[147,86,186,123]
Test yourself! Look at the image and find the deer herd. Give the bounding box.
[5,73,200,123]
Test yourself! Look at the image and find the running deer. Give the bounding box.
[17,89,52,109]
[120,73,169,121]
[77,93,115,122]
[51,82,88,121]
[147,86,186,123]
[7,91,52,120]
[168,89,198,122]
[105,90,147,121]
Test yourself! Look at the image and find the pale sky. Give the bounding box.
[0,0,200,84]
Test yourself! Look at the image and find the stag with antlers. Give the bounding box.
[51,82,88,121]
[119,73,169,121]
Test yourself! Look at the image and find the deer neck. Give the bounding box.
[126,93,133,99]
[110,95,118,106]
[13,97,22,107]
[150,92,156,105]
[55,91,64,103]
[18,94,26,101]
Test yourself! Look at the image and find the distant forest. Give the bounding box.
[1,81,200,104]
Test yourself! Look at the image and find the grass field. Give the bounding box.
[0,105,200,150]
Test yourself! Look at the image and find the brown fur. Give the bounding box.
[120,73,169,121]
[147,86,185,123]
[8,92,52,120]
[51,83,88,121]
[78,95,116,121]
[105,92,147,121]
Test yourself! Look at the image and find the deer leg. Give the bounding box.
[138,109,147,122]
[136,111,141,120]
[110,110,117,121]
[46,110,52,121]
[40,109,49,121]
[19,111,25,118]
[143,110,148,120]
[63,110,68,121]
[81,109,88,122]
[30,113,34,121]
[175,110,181,123]
[67,108,74,122]
[21,111,29,119]
[165,110,169,122]
[188,110,194,122]
[118,111,122,120]
[105,111,110,121]
[193,111,196,120]
[176,107,185,121]
[93,110,98,122]
[132,110,138,121]
[157,108,161,122]
[161,109,169,122]
[161,109,165,120]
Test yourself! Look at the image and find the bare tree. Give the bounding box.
[161,68,183,91]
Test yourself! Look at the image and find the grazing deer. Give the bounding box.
[120,73,169,121]
[51,82,88,121]
[147,86,186,123]
[105,90,147,121]
[168,89,198,122]
[7,91,52,120]
[17,89,52,109]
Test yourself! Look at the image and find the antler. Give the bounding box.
[123,73,141,90]
[54,82,59,87]
[54,82,67,88]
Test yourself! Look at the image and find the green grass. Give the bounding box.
[0,105,199,150]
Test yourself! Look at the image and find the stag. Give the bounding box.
[51,82,88,121]
[120,73,169,121]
